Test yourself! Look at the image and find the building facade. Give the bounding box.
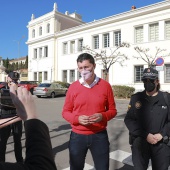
[27,1,170,92]
[26,3,84,83]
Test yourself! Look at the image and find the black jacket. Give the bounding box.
[0,119,57,170]
[124,90,170,140]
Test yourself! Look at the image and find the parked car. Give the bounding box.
[65,83,71,88]
[0,82,7,89]
[33,82,68,98]
[18,81,40,94]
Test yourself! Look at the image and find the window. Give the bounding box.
[63,42,68,54]
[32,29,35,38]
[103,33,110,48]
[78,39,83,51]
[134,66,144,82]
[39,26,42,36]
[70,70,75,82]
[77,71,81,80]
[114,31,121,46]
[63,70,67,82]
[47,23,50,33]
[149,23,159,41]
[165,21,170,39]
[39,48,42,58]
[39,72,42,82]
[70,41,75,54]
[44,71,48,80]
[93,35,99,49]
[44,46,48,57]
[165,64,170,82]
[135,26,143,43]
[34,72,37,81]
[34,49,37,59]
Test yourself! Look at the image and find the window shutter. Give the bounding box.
[114,31,121,46]
[149,23,159,41]
[135,27,143,43]
[165,21,170,39]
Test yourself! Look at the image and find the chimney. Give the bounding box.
[131,5,136,10]
[31,14,35,20]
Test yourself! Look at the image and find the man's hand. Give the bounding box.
[78,115,90,125]
[78,113,103,125]
[88,113,102,124]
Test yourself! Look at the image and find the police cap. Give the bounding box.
[142,68,158,80]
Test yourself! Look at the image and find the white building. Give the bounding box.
[27,0,170,92]
[0,57,6,81]
[9,56,27,65]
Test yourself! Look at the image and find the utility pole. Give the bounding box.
[14,36,25,71]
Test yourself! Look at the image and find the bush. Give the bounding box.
[112,85,135,99]
[54,81,70,88]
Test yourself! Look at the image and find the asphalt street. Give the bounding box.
[5,96,136,170]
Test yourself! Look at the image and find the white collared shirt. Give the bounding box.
[79,75,99,88]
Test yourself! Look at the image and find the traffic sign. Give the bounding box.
[155,57,164,66]
[156,66,164,71]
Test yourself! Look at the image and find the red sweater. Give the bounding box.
[62,78,117,134]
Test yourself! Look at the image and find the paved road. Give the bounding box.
[5,96,138,170]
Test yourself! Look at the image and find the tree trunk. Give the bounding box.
[104,71,109,82]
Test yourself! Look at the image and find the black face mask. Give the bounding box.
[144,82,155,92]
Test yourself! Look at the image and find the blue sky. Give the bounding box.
[0,0,163,60]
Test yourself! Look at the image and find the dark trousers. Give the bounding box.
[0,121,23,162]
[132,137,170,170]
[69,130,110,170]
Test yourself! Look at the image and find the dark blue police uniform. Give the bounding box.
[124,90,170,170]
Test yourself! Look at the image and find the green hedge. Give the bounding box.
[112,85,135,98]
[54,81,70,88]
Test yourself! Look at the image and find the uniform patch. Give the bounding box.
[127,104,131,111]
[135,101,142,109]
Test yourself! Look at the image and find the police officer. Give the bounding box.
[0,72,23,163]
[124,67,170,170]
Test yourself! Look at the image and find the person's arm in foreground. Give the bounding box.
[0,84,57,170]
[0,116,21,128]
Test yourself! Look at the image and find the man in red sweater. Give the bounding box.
[62,53,117,170]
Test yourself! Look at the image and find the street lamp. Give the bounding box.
[14,36,25,71]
